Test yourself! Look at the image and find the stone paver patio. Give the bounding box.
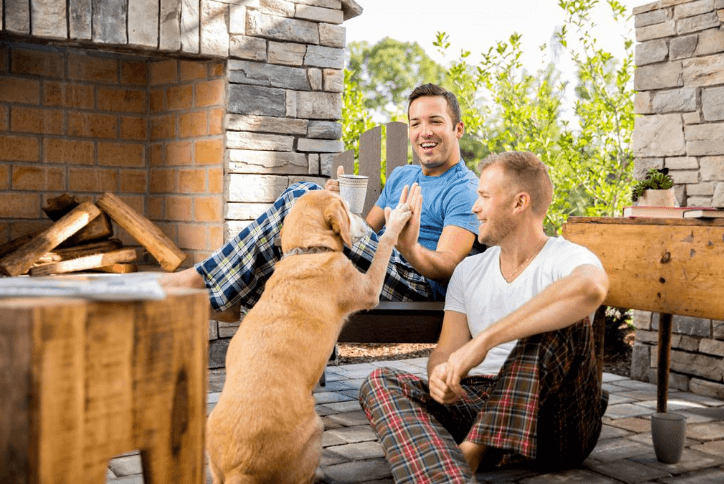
[106,357,724,483]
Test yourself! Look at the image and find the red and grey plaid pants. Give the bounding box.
[358,318,607,483]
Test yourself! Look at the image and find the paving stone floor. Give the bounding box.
[107,357,724,483]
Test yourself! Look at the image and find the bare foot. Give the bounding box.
[159,266,206,289]
[459,440,488,473]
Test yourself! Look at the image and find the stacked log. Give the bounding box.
[0,194,187,277]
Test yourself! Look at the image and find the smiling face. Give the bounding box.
[408,95,464,176]
[471,165,518,246]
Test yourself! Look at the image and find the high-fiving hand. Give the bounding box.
[385,183,422,253]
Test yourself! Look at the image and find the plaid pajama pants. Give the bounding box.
[359,318,607,484]
[195,182,433,312]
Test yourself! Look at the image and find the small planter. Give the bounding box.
[651,412,687,464]
[631,168,676,207]
[637,188,676,207]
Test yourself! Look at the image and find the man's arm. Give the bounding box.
[443,264,609,395]
[402,224,475,283]
[427,310,472,404]
[392,184,475,282]
[368,185,475,281]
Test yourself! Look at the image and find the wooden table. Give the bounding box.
[0,288,209,484]
[562,216,724,413]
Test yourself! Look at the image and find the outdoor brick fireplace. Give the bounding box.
[0,45,227,262]
[0,0,361,268]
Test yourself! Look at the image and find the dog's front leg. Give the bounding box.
[354,203,411,308]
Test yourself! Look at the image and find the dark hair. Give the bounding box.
[407,83,462,128]
[478,151,554,216]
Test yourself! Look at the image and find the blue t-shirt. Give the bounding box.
[375,159,479,297]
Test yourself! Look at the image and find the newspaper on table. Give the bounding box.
[0,272,167,301]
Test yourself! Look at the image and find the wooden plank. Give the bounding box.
[359,126,382,216]
[82,300,136,481]
[134,289,208,484]
[30,248,140,276]
[96,192,187,272]
[333,149,354,176]
[0,290,208,484]
[44,194,114,246]
[0,232,39,259]
[568,216,724,227]
[386,121,409,176]
[94,263,139,274]
[36,239,123,264]
[0,201,101,276]
[33,300,88,483]
[0,306,34,484]
[562,218,724,320]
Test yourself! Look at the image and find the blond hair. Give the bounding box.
[478,151,553,216]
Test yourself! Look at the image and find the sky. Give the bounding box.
[344,0,649,84]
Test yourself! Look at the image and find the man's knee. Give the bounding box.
[359,367,402,405]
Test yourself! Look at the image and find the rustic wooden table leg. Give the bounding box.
[0,289,208,484]
[657,313,673,413]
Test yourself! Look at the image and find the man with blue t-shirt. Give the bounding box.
[161,83,480,321]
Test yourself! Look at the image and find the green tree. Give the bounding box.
[347,38,450,120]
[435,0,635,233]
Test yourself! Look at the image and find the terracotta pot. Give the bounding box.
[637,189,676,207]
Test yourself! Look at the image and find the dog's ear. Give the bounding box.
[325,199,352,246]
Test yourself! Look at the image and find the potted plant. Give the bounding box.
[631,168,676,206]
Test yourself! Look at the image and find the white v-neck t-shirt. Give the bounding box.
[444,237,603,377]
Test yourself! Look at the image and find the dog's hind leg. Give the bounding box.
[281,415,324,484]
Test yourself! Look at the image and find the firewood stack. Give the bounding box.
[0,193,187,277]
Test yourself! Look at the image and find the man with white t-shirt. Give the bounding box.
[359,151,610,483]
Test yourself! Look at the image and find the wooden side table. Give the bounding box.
[0,288,209,484]
[562,216,724,413]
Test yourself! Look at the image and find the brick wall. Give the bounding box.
[0,42,225,265]
[632,0,724,400]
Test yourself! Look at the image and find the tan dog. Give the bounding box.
[206,189,411,484]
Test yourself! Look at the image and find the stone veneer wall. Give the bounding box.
[632,0,724,399]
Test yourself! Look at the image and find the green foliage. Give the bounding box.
[631,168,674,202]
[347,38,450,120]
[341,69,375,169]
[341,2,636,232]
[434,0,636,233]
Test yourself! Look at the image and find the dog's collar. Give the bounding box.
[282,246,336,259]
